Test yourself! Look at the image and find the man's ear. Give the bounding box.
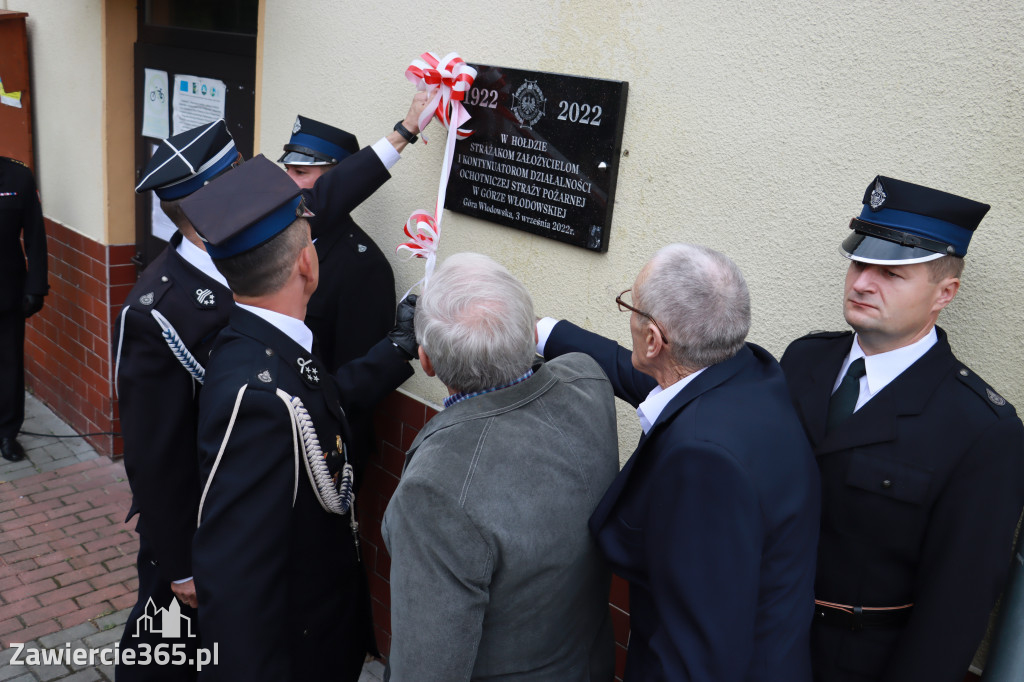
[644,321,665,360]
[933,277,961,313]
[418,346,436,377]
[297,242,313,277]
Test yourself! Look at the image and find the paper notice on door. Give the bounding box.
[172,74,227,134]
[0,77,22,108]
[149,143,177,242]
[141,69,170,139]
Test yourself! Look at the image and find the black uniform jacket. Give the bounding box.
[193,306,412,682]
[547,321,820,682]
[780,328,1024,682]
[115,233,231,582]
[0,156,47,312]
[303,146,397,373]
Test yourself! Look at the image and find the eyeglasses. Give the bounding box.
[616,289,670,345]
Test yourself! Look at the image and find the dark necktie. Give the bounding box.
[826,357,866,432]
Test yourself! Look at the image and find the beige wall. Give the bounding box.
[15,0,106,241]
[260,1,1024,453]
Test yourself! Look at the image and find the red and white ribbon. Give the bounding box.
[398,51,477,294]
[405,52,477,143]
[396,211,440,288]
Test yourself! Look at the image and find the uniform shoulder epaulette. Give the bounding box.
[132,270,173,310]
[0,156,28,168]
[246,350,281,392]
[955,366,1016,416]
[798,330,852,342]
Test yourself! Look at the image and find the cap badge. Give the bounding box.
[869,179,887,211]
[297,356,320,385]
[195,288,216,307]
[987,388,1006,406]
[293,117,302,135]
[257,369,272,383]
[139,292,155,306]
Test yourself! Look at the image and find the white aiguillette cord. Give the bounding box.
[196,387,362,561]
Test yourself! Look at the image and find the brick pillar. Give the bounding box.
[23,219,134,457]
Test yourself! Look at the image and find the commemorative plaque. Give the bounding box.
[444,65,628,252]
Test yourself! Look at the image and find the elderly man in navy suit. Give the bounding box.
[537,243,820,681]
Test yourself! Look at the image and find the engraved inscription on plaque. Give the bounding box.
[444,65,628,252]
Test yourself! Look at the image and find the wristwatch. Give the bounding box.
[393,120,418,145]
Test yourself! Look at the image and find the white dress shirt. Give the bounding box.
[635,368,706,434]
[176,236,228,288]
[536,316,706,434]
[236,303,314,353]
[370,137,401,170]
[834,327,938,412]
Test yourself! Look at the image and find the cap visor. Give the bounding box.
[278,151,332,166]
[840,233,944,265]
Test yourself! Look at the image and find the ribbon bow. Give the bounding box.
[405,52,477,142]
[396,211,439,293]
[398,51,477,296]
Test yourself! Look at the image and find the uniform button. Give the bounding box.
[960,369,969,376]
[265,348,274,356]
[302,629,309,637]
[881,479,892,489]
[161,276,168,282]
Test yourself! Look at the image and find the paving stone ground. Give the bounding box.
[0,393,384,681]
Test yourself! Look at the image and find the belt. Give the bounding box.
[814,599,914,630]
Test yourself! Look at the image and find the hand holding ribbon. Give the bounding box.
[398,52,476,295]
[405,52,477,143]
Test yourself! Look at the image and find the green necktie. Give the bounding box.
[827,357,866,432]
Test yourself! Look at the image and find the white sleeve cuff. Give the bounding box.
[172,577,193,584]
[371,137,401,170]
[536,317,559,356]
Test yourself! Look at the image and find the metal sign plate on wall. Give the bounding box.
[444,64,628,252]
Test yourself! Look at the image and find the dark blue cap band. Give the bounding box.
[287,132,349,163]
[206,196,302,260]
[156,144,238,201]
[857,205,972,256]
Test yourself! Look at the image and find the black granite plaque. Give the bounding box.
[444,65,628,252]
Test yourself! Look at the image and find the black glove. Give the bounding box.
[23,294,44,319]
[387,294,418,360]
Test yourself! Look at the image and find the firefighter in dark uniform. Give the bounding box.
[280,93,426,464]
[0,156,47,462]
[115,121,241,681]
[281,92,427,372]
[181,155,416,682]
[780,176,1024,682]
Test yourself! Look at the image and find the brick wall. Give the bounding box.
[24,219,133,457]
[361,390,632,680]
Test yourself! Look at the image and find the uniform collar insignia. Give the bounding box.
[257,369,273,383]
[987,388,1006,406]
[292,117,302,135]
[357,244,367,253]
[139,292,155,306]
[194,287,216,308]
[869,179,887,211]
[297,356,321,386]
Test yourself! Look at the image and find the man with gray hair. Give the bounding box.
[537,243,820,682]
[383,252,620,682]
